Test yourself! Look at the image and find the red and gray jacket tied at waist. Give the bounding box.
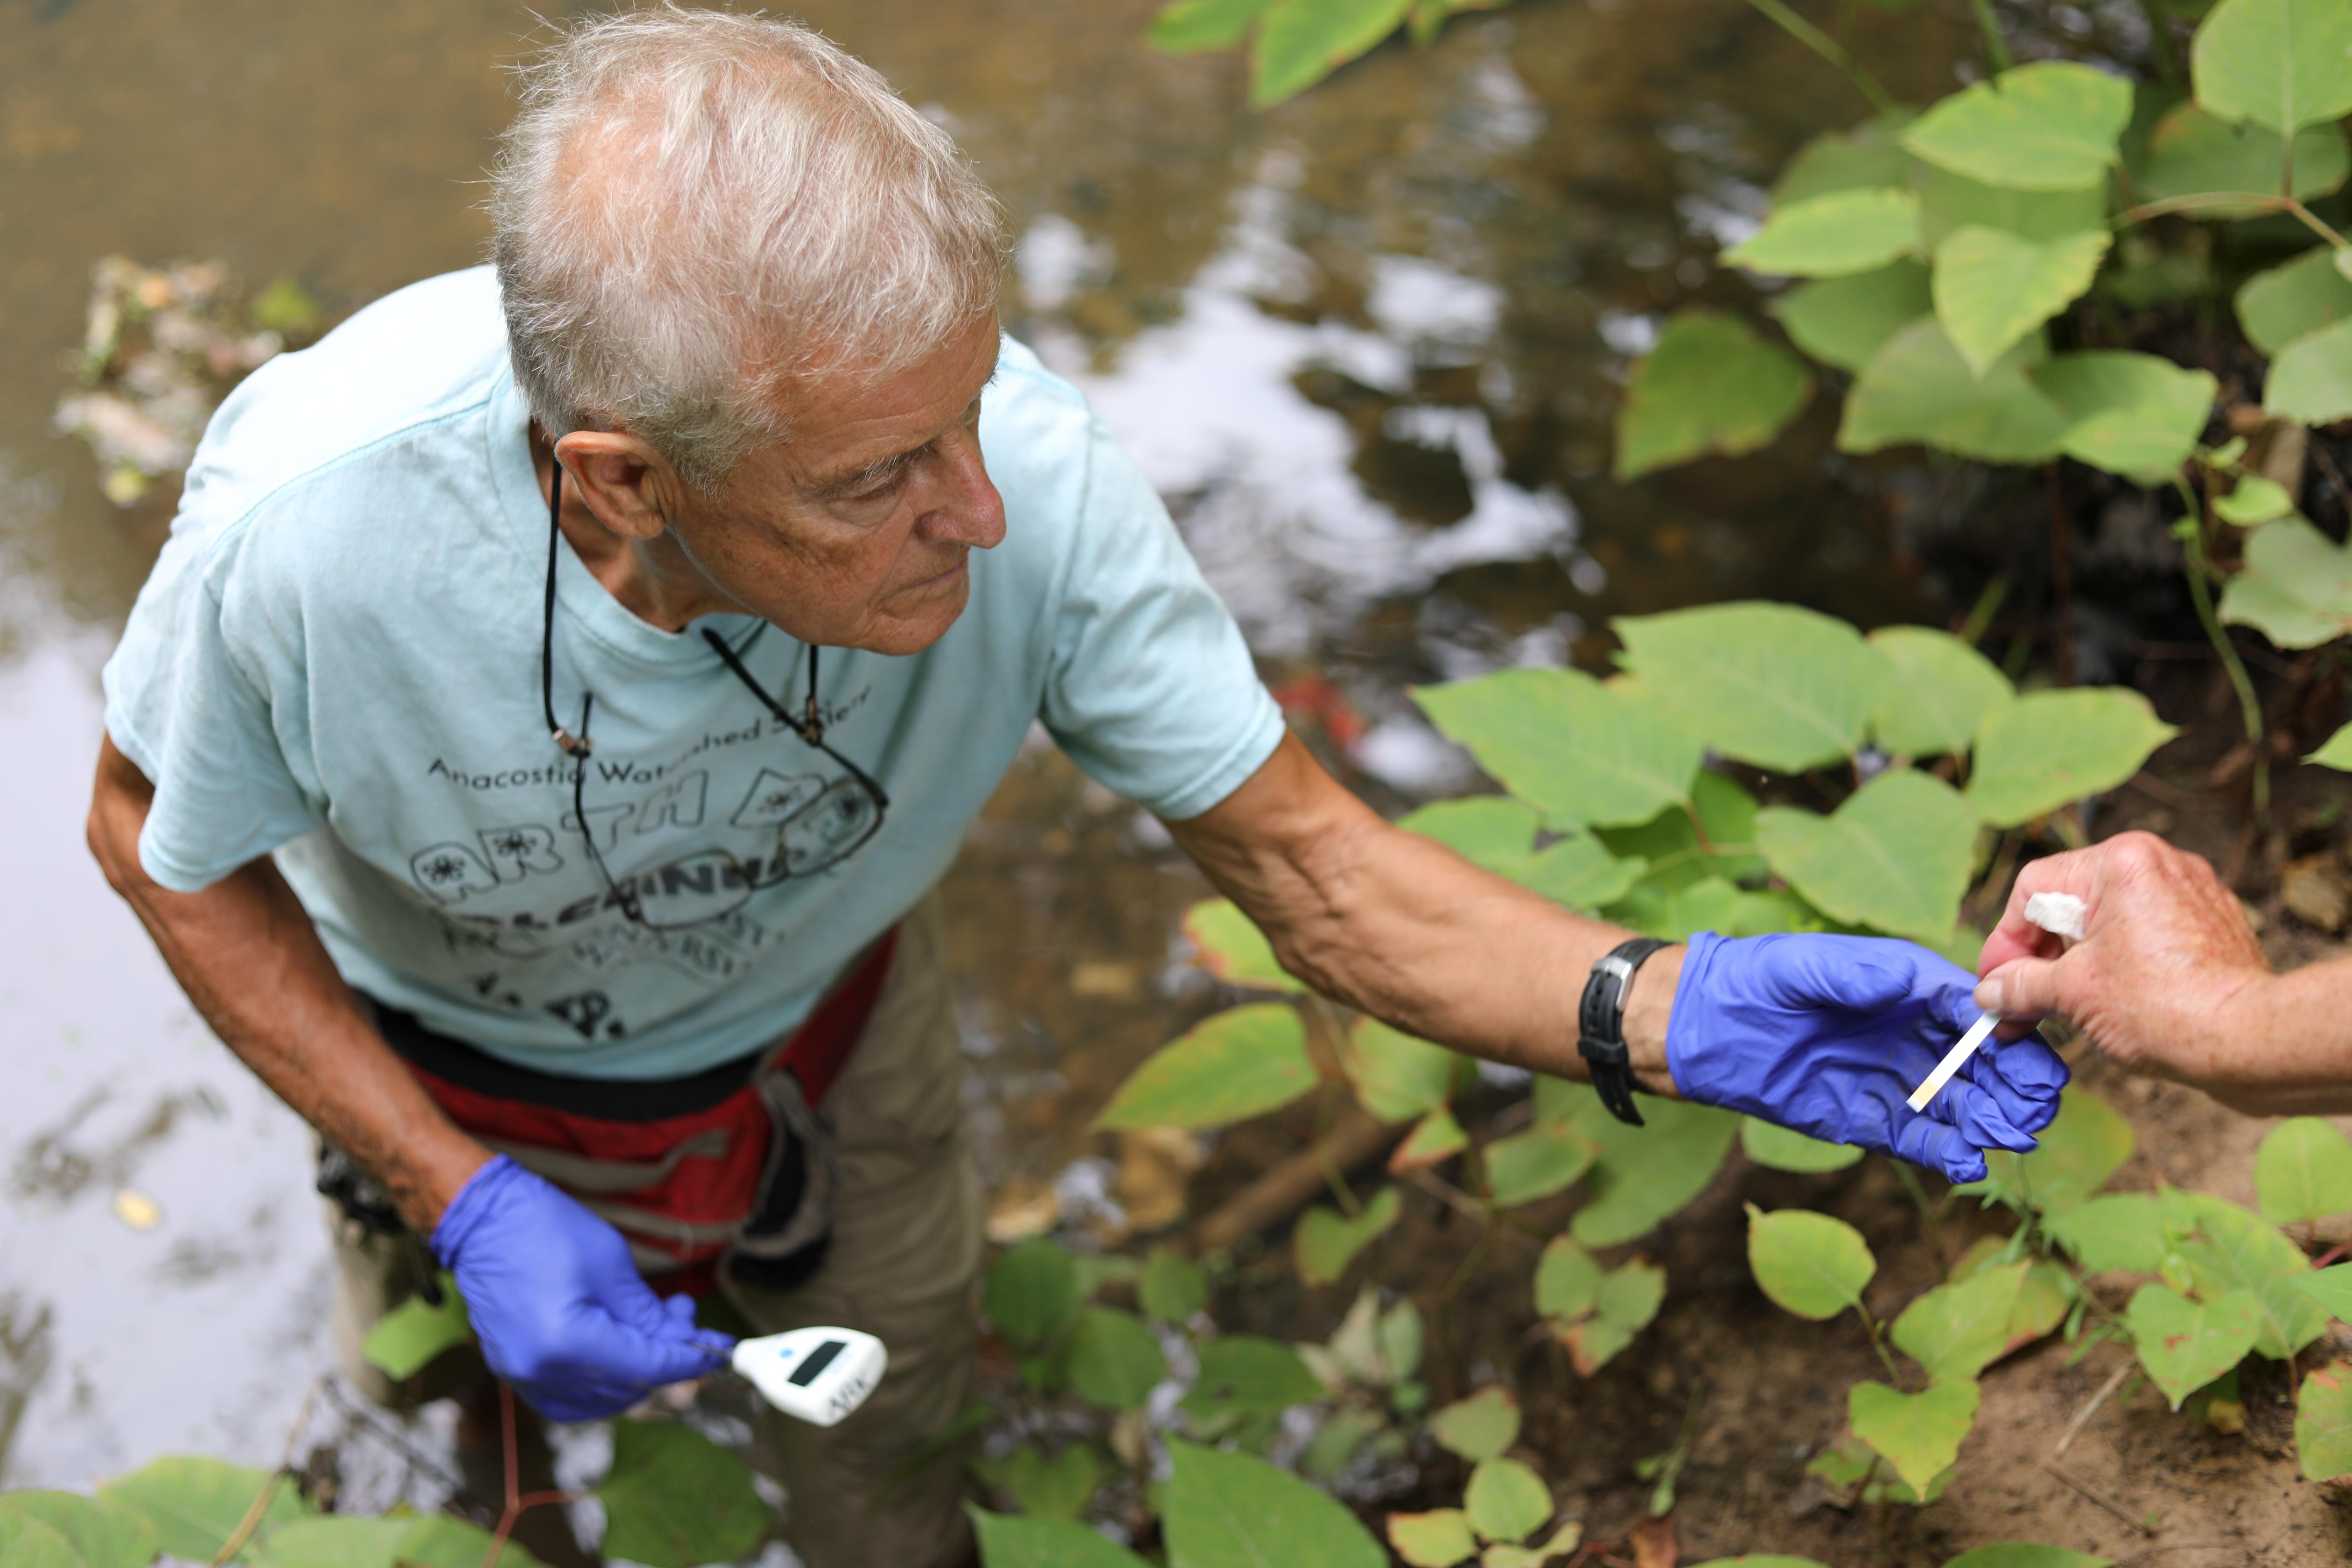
[355,928,897,1298]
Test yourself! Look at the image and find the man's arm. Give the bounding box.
[88,734,490,1229]
[1977,831,2352,1116]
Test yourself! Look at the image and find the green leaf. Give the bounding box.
[1149,0,1269,52]
[1914,162,2111,246]
[1066,1307,1167,1410]
[98,1460,308,1563]
[1394,796,1541,870]
[1615,601,1888,774]
[1462,1459,1552,1546]
[1839,318,2068,463]
[1612,311,1813,480]
[1387,1511,1477,1568]
[1849,1379,1982,1497]
[1390,1106,1471,1171]
[2045,1191,2170,1272]
[988,1240,1080,1351]
[1868,625,2015,758]
[1411,668,1701,831]
[1097,1003,1315,1130]
[1740,1117,1865,1173]
[1594,772,1765,894]
[1182,900,1305,993]
[2265,314,2352,424]
[1962,1086,2134,1211]
[2296,1362,2352,1480]
[1774,113,1917,205]
[2139,102,2349,209]
[1687,1560,1834,1568]
[2127,1283,2262,1407]
[1932,225,2110,377]
[2173,1194,2330,1358]
[2215,475,2296,526]
[970,1508,1149,1568]
[2032,351,2218,481]
[0,1494,160,1568]
[2192,0,2352,132]
[1746,1204,1877,1320]
[1773,261,1934,372]
[1377,1298,1424,1383]
[1902,61,2133,190]
[1340,1017,1459,1123]
[245,1520,411,1568]
[1755,769,1979,944]
[2236,246,2352,355]
[1430,1387,1521,1461]
[2312,722,2352,770]
[1295,1186,1402,1285]
[1482,1124,1599,1208]
[2300,1261,2352,1319]
[1248,0,1413,105]
[595,1419,770,1568]
[2219,514,2352,648]
[1723,190,1923,278]
[1534,1237,1605,1321]
[1563,1260,1668,1375]
[1562,1091,1740,1247]
[982,1446,1108,1520]
[1892,1263,2030,1382]
[1162,1440,1385,1568]
[1940,1546,2111,1568]
[386,1518,545,1568]
[1181,1336,1328,1418]
[2256,1117,2352,1224]
[0,1517,81,1568]
[359,1275,471,1381]
[1964,687,2179,827]
[1141,1245,1209,1324]
[1517,834,1650,910]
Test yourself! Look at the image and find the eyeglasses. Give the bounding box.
[537,461,890,931]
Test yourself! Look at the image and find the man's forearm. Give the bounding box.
[88,737,489,1230]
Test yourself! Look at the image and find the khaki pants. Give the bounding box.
[331,903,984,1568]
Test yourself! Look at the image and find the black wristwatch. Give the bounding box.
[1578,937,1669,1127]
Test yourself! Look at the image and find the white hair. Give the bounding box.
[490,7,1007,488]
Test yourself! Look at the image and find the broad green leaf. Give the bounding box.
[2300,1261,2352,1318]
[1395,797,1541,871]
[98,1460,308,1563]
[0,1518,80,1568]
[1390,1106,1471,1171]
[1463,1459,1551,1546]
[2312,722,2352,770]
[1612,311,1813,479]
[2219,514,2352,647]
[1746,1204,1876,1319]
[1839,318,2068,463]
[1477,1521,1586,1568]
[1072,1254,1138,1301]
[969,1508,1149,1568]
[2214,475,2296,526]
[2256,1116,2352,1224]
[1902,62,2133,190]
[1535,1237,1605,1320]
[1564,1260,1668,1374]
[2045,1192,2169,1272]
[1848,1379,1982,1496]
[1964,687,2179,827]
[1295,1186,1402,1285]
[1563,1090,1739,1247]
[0,1494,160,1568]
[2139,102,2350,209]
[2264,314,2352,424]
[1342,1018,1459,1123]
[2236,246,2352,355]
[1773,261,1933,372]
[2032,351,2218,480]
[981,1446,1108,1520]
[1517,833,1649,910]
[1941,1547,2110,1568]
[1430,1387,1521,1461]
[1482,1124,1599,1208]
[1149,0,1268,53]
[1723,190,1923,278]
[1248,0,1412,105]
[1412,668,1702,830]
[1386,1512,1478,1568]
[1755,769,1979,943]
[2296,1362,2352,1480]
[1774,113,1917,205]
[1066,1307,1167,1410]
[1394,797,1646,908]
[1687,1560,1833,1568]
[359,1275,470,1381]
[2192,0,2352,132]
[1892,1263,2030,1382]
[1180,1336,1327,1417]
[2127,1283,2262,1407]
[1182,900,1305,993]
[1615,601,1887,773]
[1141,1245,1208,1324]
[246,1519,411,1568]
[1162,1441,1385,1568]
[1594,772,1765,894]
[369,1519,541,1568]
[1962,1086,2134,1211]
[1096,1003,1314,1130]
[1868,625,2015,758]
[1933,225,2110,377]
[1378,1299,1424,1384]
[1913,162,2111,246]
[2173,1193,2330,1357]
[595,1420,769,1568]
[988,1239,1081,1350]
[1740,1117,1864,1173]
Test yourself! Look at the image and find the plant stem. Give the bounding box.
[2046,463,2076,686]
[1958,574,2009,647]
[2173,479,2270,819]
[2115,191,2352,250]
[2135,0,2181,85]
[1891,1158,1940,1236]
[1741,0,1899,114]
[1967,0,2014,72]
[1855,1302,1907,1387]
[212,1378,327,1567]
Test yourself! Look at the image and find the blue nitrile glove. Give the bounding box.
[1666,932,2069,1184]
[432,1155,734,1421]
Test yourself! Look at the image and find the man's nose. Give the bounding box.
[917,429,1005,551]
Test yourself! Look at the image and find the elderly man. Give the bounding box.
[88,10,2064,1566]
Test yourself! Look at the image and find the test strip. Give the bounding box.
[1907,1013,1999,1112]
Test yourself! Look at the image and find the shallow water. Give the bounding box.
[0,0,1984,1489]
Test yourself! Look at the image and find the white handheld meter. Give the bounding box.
[731,1328,887,1427]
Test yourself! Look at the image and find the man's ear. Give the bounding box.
[555,431,686,542]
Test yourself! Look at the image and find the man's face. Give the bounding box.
[669,316,1007,656]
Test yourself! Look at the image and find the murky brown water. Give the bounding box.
[0,0,1987,1493]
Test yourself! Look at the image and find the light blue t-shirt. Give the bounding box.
[105,267,1283,1079]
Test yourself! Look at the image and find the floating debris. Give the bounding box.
[111,1187,161,1231]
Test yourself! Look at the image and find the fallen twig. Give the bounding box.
[2055,1360,2138,1456]
[1189,1102,1404,1253]
[2049,1464,2155,1535]
[212,1377,328,1566]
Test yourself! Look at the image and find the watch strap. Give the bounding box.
[1578,937,1669,1127]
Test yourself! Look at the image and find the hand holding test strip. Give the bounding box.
[1907,892,2086,1112]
